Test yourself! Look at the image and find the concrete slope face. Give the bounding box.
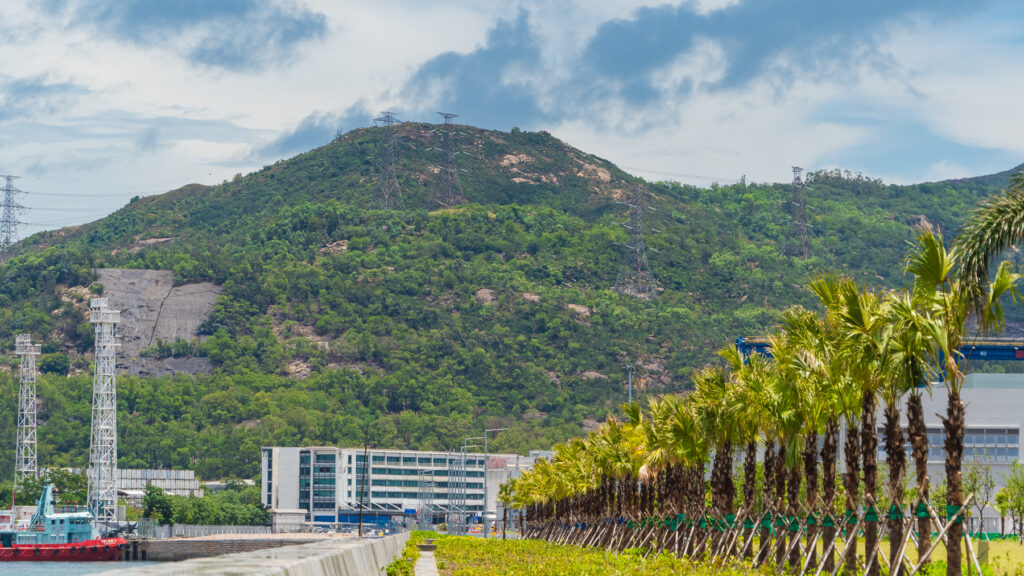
[95,269,221,377]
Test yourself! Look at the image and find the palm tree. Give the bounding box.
[766,332,803,568]
[832,279,890,576]
[790,282,848,573]
[692,362,738,521]
[906,231,1021,576]
[888,290,935,567]
[809,275,867,573]
[498,480,514,539]
[783,306,836,570]
[730,348,774,558]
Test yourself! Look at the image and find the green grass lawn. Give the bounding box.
[425,534,1024,576]
[432,535,771,575]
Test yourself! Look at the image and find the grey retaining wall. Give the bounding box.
[96,533,409,576]
[140,537,323,562]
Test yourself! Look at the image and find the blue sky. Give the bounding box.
[1,0,1023,235]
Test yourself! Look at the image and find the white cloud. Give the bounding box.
[0,0,1021,238]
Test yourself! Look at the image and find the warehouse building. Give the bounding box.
[875,374,1022,485]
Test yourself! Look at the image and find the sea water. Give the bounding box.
[0,561,159,575]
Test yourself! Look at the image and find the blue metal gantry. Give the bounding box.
[736,336,1024,363]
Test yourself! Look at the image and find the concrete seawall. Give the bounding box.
[138,537,324,561]
[96,533,409,576]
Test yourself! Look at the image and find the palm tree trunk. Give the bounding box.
[843,419,861,574]
[760,440,776,565]
[907,392,931,566]
[862,392,880,576]
[803,430,819,569]
[787,463,802,570]
[712,440,735,515]
[743,440,758,559]
[821,418,839,574]
[885,401,907,576]
[944,391,965,576]
[775,444,788,566]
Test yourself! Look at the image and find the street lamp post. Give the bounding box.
[482,427,509,539]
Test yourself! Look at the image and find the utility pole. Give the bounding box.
[482,427,509,539]
[88,298,120,527]
[614,183,659,298]
[781,166,811,259]
[624,363,634,405]
[433,112,466,208]
[452,437,483,536]
[0,175,25,256]
[373,111,405,210]
[359,423,369,538]
[14,334,40,490]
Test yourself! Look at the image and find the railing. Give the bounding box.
[53,505,89,514]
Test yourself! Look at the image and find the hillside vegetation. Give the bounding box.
[0,123,1018,480]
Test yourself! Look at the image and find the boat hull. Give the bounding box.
[0,538,126,561]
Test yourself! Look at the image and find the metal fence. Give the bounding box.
[140,522,272,540]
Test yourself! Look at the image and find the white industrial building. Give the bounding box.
[261,446,537,528]
[876,374,1022,486]
[66,467,203,506]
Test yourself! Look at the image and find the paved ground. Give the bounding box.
[415,550,441,576]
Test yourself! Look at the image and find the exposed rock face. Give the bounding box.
[94,269,221,377]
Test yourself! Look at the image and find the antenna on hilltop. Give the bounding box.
[373,111,405,210]
[614,183,659,299]
[432,112,467,208]
[0,175,27,257]
[781,166,811,259]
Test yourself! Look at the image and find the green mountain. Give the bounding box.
[0,123,1018,481]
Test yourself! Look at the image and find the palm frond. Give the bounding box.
[955,171,1024,309]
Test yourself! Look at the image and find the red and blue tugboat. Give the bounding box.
[0,485,126,561]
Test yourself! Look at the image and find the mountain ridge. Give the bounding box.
[0,124,1019,480]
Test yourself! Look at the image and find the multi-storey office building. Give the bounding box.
[261,446,535,526]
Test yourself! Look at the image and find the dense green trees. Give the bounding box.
[142,483,268,526]
[0,124,1018,485]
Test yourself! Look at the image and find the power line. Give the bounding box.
[620,165,742,183]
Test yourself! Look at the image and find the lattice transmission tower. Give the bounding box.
[14,334,40,490]
[433,112,466,208]
[373,111,405,210]
[781,166,811,259]
[614,184,659,299]
[0,175,26,254]
[88,298,120,525]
